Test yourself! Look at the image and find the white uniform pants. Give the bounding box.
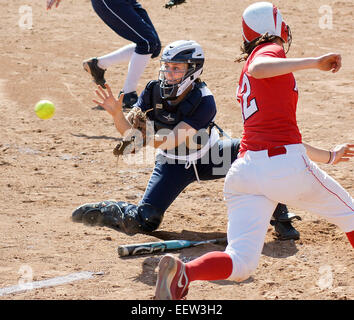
[223,143,354,281]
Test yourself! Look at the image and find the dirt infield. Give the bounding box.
[0,0,353,300]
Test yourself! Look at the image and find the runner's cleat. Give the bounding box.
[155,254,189,300]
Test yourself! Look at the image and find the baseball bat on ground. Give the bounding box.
[118,237,227,257]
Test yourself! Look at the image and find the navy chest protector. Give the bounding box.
[145,80,206,133]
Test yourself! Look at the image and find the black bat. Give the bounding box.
[117,237,227,257]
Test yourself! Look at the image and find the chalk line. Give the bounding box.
[0,271,102,297]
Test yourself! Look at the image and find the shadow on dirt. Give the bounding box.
[71,133,120,141]
[262,239,298,258]
[149,229,227,242]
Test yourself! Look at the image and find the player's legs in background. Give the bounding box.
[131,1,161,59]
[122,2,160,99]
[97,43,135,70]
[89,0,160,108]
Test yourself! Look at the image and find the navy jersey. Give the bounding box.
[135,83,217,131]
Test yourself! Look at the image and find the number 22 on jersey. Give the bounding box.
[238,73,259,122]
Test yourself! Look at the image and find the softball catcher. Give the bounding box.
[71,40,302,240]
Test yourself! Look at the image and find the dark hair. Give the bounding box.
[235,33,281,63]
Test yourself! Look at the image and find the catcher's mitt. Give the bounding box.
[126,106,148,134]
[113,137,136,157]
[165,0,186,9]
[113,107,152,157]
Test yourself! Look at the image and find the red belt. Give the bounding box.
[267,146,287,157]
[238,146,287,158]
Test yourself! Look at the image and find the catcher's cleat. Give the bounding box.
[273,210,302,223]
[72,202,101,222]
[83,58,107,88]
[271,206,301,240]
[271,220,300,240]
[119,91,138,110]
[155,254,189,300]
[71,201,120,229]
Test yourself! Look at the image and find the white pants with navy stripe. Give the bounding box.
[223,143,354,281]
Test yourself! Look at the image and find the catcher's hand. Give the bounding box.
[165,0,186,9]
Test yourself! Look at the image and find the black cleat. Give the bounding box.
[83,58,106,88]
[271,206,301,240]
[72,201,118,227]
[72,202,101,223]
[119,91,138,110]
[271,220,300,240]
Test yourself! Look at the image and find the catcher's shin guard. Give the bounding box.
[71,201,163,235]
[120,203,164,234]
[271,204,302,240]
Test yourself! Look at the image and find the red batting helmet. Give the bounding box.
[242,2,291,44]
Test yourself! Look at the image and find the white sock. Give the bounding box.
[123,52,151,94]
[97,43,136,69]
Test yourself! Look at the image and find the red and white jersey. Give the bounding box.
[236,42,302,154]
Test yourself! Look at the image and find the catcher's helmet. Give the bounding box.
[242,2,291,45]
[159,40,204,100]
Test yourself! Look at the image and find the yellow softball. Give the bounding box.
[34,100,55,119]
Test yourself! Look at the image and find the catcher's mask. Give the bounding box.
[242,2,292,53]
[159,40,204,100]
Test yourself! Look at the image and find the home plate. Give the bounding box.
[0,271,103,297]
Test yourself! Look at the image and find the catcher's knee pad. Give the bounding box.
[122,203,164,234]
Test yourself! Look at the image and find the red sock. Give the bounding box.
[185,251,233,282]
[346,230,354,248]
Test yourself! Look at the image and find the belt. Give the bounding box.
[238,146,287,158]
[267,146,287,157]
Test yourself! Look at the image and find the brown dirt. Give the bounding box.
[0,0,353,301]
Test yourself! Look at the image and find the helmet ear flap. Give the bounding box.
[282,23,292,53]
[281,21,289,43]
